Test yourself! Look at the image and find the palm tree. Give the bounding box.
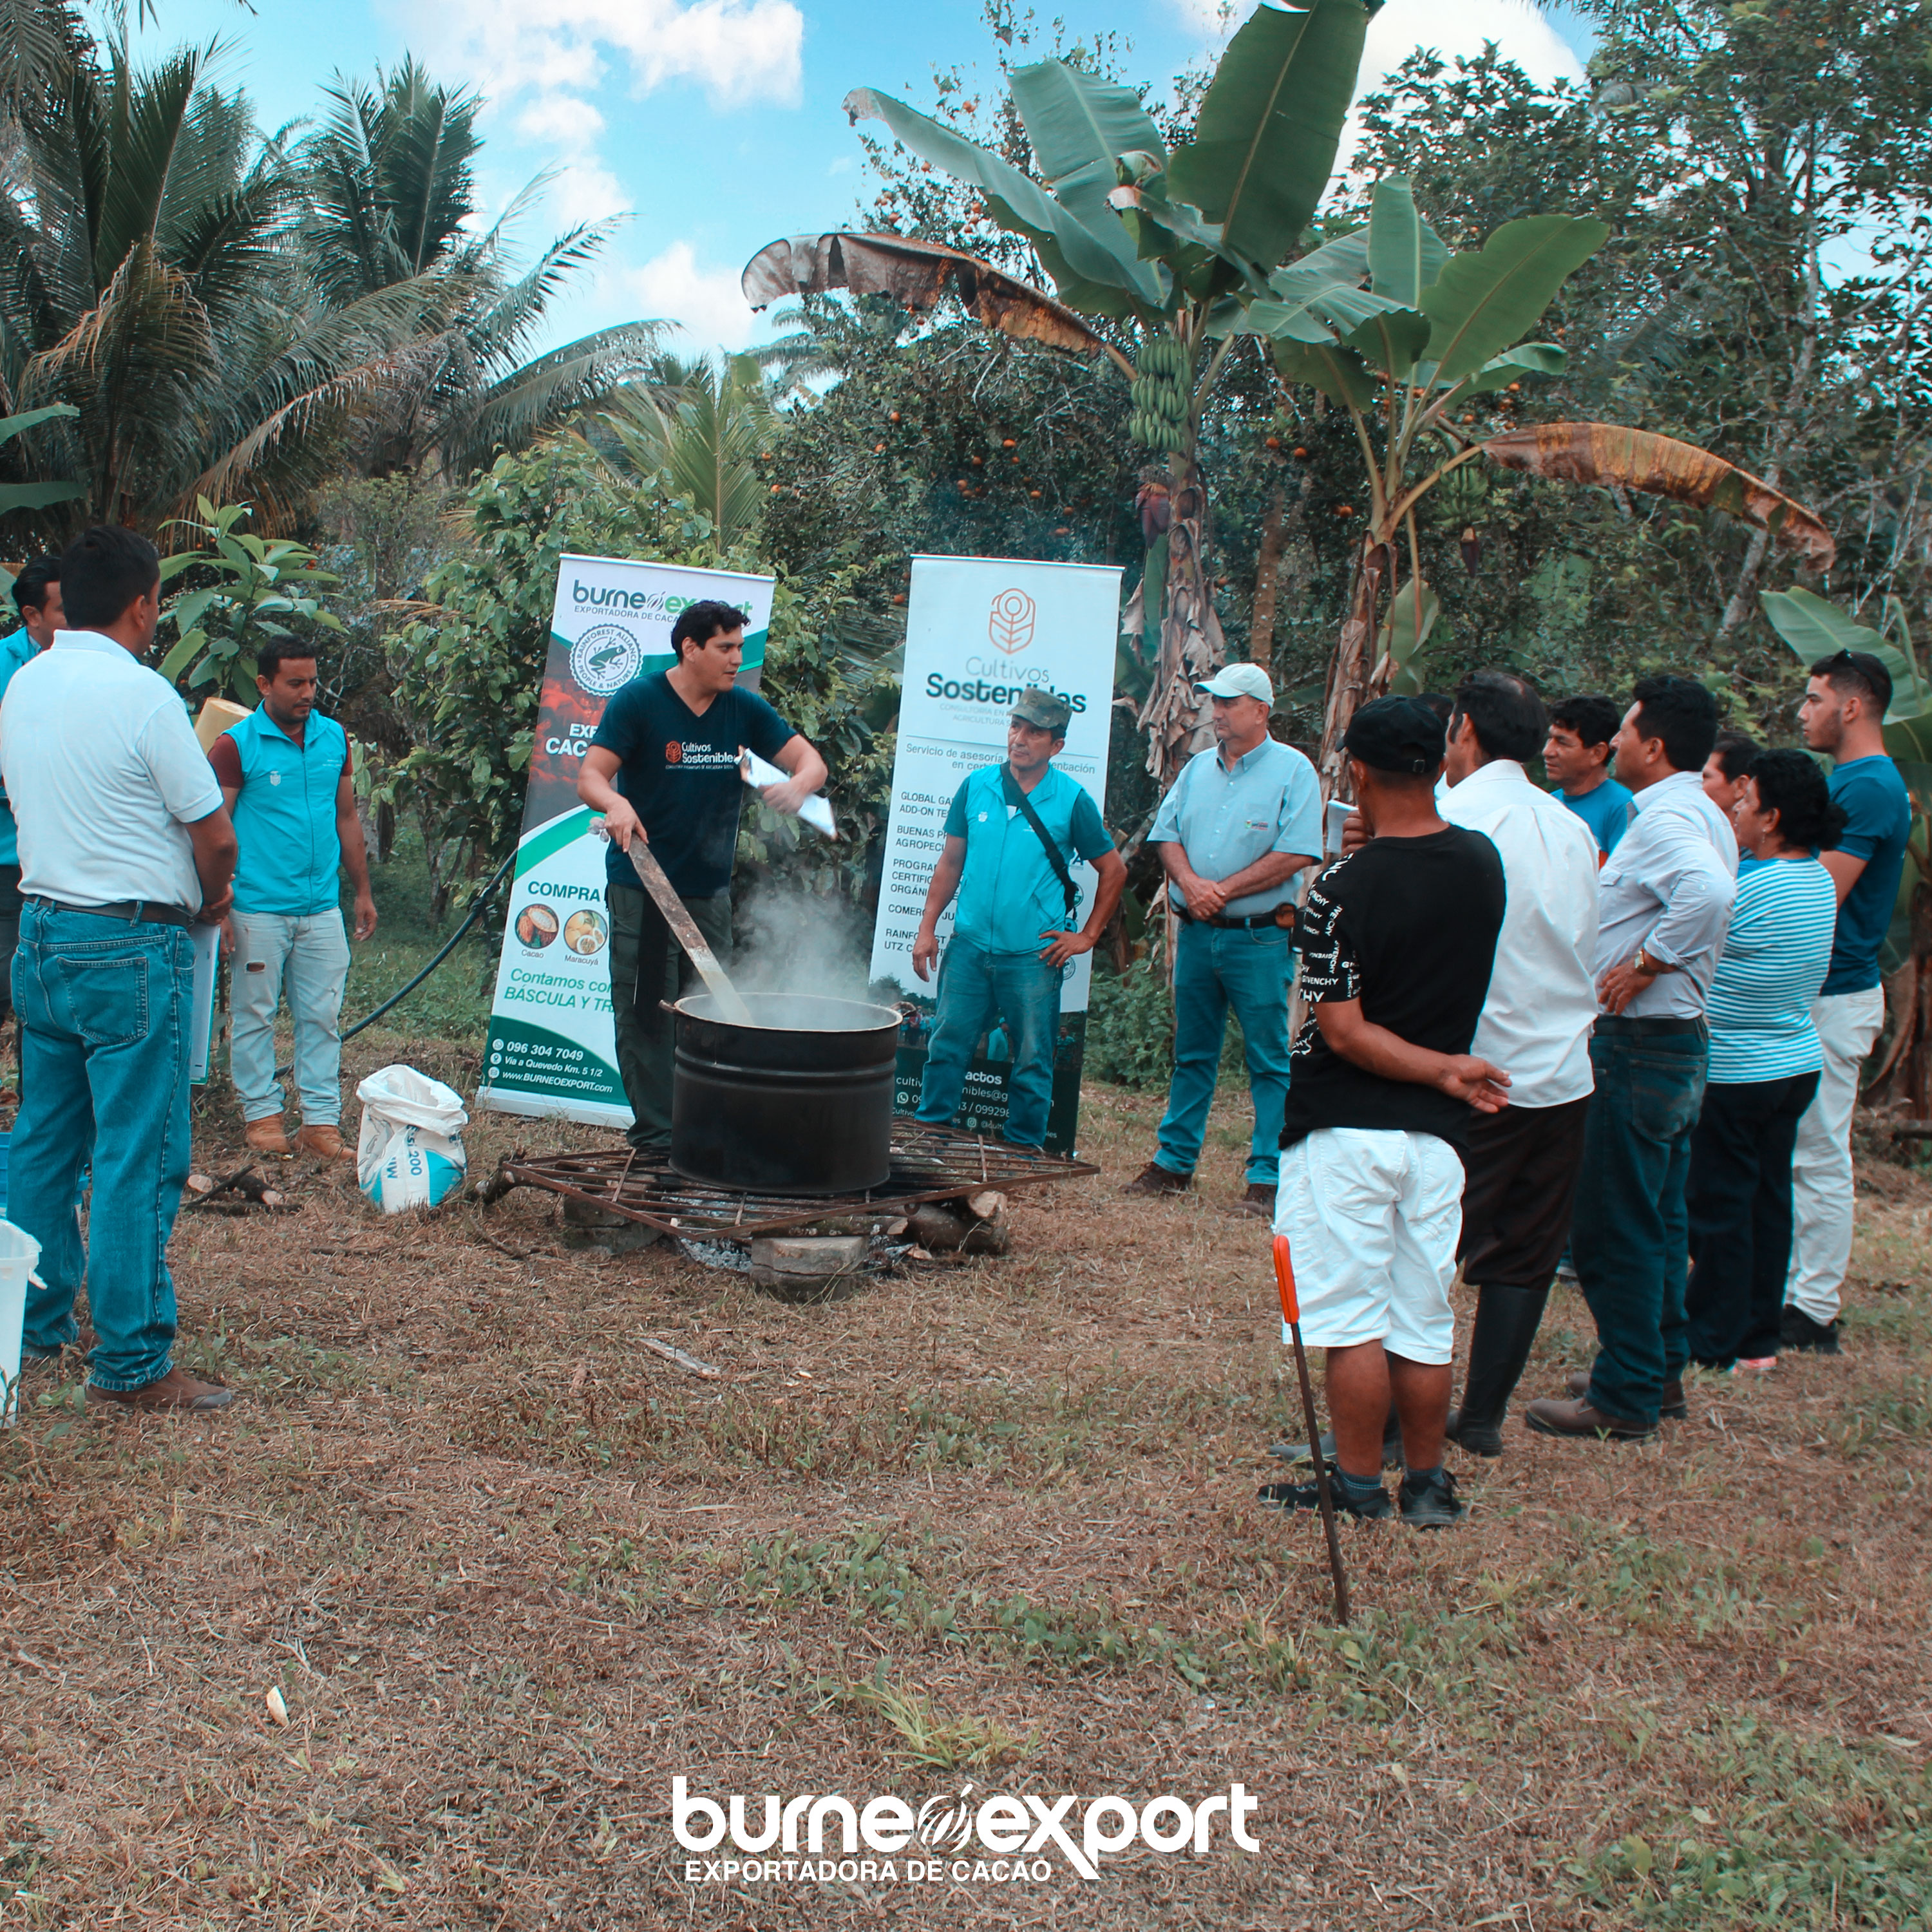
[294,61,667,484]
[596,353,776,560]
[0,35,662,539]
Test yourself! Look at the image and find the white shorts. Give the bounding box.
[1273,1127,1464,1364]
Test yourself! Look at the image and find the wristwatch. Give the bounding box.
[1632,946,1676,976]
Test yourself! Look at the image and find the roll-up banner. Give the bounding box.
[867,554,1121,1155]
[477,554,775,1126]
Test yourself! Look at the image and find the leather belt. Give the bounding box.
[26,895,199,930]
[1595,1014,1708,1039]
[1174,904,1291,931]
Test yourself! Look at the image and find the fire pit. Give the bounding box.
[669,990,899,1195]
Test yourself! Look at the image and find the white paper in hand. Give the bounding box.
[741,747,837,838]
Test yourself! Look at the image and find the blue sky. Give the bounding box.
[126,0,1589,357]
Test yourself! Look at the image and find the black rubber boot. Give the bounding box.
[1446,1282,1551,1457]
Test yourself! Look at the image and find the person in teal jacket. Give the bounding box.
[209,638,375,1159]
[0,558,63,1057]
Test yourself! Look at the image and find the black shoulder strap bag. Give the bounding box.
[1000,763,1079,923]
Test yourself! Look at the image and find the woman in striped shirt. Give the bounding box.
[1685,750,1846,1371]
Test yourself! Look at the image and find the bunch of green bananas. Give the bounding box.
[1128,336,1188,452]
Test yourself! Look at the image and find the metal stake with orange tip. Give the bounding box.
[1272,1233,1351,1625]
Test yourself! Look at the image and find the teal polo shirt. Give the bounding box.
[220,705,350,915]
[943,762,1112,955]
[0,627,41,867]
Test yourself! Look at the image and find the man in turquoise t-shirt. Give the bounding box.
[1784,649,1914,1351]
[1544,692,1634,859]
[0,558,62,1055]
[210,639,376,1160]
[911,688,1124,1146]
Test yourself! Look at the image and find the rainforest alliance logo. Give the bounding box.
[987,587,1037,656]
[569,621,645,696]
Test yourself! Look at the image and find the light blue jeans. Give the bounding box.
[12,902,193,1389]
[916,938,1063,1147]
[230,909,351,1125]
[1155,919,1294,1186]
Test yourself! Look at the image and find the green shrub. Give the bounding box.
[1085,961,1174,1091]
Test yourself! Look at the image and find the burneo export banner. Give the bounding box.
[476,554,775,1126]
[868,554,1121,1153]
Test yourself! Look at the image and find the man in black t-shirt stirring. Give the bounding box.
[578,600,827,1151]
[1260,698,1508,1530]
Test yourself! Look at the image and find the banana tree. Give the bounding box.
[741,0,1373,790]
[1761,585,1932,1115]
[1246,176,1838,797]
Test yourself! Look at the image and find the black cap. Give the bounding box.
[1343,695,1446,777]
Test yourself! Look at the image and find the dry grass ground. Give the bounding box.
[3,1031,1930,1931]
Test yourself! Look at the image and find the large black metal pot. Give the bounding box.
[670,992,900,1194]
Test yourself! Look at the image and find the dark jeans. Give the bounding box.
[607,882,732,1151]
[1685,1070,1819,1366]
[1571,1023,1709,1428]
[0,860,21,1028]
[916,938,1062,1146]
[12,902,193,1388]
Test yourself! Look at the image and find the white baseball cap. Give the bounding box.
[1195,662,1274,706]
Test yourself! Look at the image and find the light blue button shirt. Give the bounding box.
[0,627,40,867]
[1595,769,1738,1018]
[1150,735,1323,917]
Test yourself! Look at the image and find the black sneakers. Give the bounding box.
[1781,1306,1842,1354]
[1398,1467,1467,1529]
[1256,1477,1392,1520]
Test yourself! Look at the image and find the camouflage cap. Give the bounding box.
[1011,686,1072,734]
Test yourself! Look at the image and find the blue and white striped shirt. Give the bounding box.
[1705,855,1837,1083]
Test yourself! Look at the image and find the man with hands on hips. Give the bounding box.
[912,688,1125,1148]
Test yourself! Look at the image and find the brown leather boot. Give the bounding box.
[86,1368,235,1414]
[1122,1160,1192,1197]
[1523,1394,1655,1442]
[294,1123,353,1161]
[1566,1370,1686,1419]
[1233,1182,1276,1219]
[244,1115,290,1153]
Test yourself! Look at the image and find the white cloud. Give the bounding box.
[399,0,804,122]
[1167,0,1586,94]
[1359,0,1586,93]
[614,240,765,354]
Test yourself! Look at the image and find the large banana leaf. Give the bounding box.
[1379,574,1441,695]
[1762,587,1929,716]
[1271,334,1377,412]
[1421,215,1608,385]
[1760,585,1885,658]
[1480,422,1837,570]
[1345,305,1431,383]
[1886,714,1932,765]
[1367,176,1446,308]
[1008,61,1164,243]
[741,232,1117,360]
[1166,0,1367,276]
[1455,341,1566,395]
[842,88,1160,305]
[0,402,81,442]
[0,480,86,512]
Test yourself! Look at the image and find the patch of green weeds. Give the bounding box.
[1830,1375,1932,1457]
[1571,1716,1932,1928]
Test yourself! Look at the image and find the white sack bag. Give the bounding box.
[355,1064,469,1212]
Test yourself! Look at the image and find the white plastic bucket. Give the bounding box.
[0,1218,44,1428]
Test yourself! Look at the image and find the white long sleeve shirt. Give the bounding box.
[1441,758,1602,1106]
[1593,769,1738,1019]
